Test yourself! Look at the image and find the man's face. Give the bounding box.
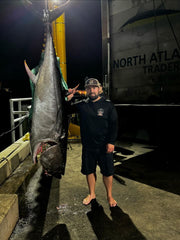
[86,86,99,100]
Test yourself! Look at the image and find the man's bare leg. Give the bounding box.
[103,175,117,207]
[83,173,96,205]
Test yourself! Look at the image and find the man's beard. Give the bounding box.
[89,94,99,101]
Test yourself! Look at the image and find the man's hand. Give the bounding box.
[106,143,115,153]
[67,84,79,101]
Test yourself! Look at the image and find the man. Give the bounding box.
[70,78,118,207]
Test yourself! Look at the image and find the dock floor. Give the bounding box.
[10,142,180,240]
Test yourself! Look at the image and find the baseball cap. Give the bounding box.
[84,78,101,88]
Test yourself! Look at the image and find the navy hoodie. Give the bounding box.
[76,97,118,148]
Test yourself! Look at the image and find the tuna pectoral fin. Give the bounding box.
[40,144,65,179]
[24,60,37,84]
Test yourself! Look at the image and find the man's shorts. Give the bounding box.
[81,146,114,177]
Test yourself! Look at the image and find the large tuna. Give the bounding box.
[24,0,71,178]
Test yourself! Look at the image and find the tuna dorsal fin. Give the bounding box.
[49,0,71,23]
[24,60,37,85]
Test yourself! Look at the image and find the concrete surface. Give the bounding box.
[0,155,39,195]
[42,143,180,240]
[9,142,180,240]
[0,135,39,240]
[0,194,18,240]
[0,155,39,240]
[0,135,30,185]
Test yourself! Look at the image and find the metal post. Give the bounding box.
[9,98,32,143]
[9,99,15,143]
[18,101,23,137]
[101,0,110,98]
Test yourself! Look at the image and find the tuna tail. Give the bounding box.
[21,0,71,23]
[49,0,71,23]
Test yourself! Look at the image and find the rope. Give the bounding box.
[0,115,28,139]
[0,143,21,164]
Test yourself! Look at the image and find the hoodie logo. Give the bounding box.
[97,108,104,117]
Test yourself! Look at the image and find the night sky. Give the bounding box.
[66,0,102,89]
[0,0,102,97]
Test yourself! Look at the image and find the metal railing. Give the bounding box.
[9,98,32,143]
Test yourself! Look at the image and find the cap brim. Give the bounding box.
[85,85,99,88]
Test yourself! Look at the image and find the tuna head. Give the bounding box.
[32,131,67,178]
[40,142,64,179]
